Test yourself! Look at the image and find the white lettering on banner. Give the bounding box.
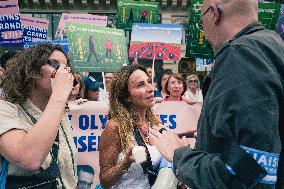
[1,30,22,39]
[26,31,46,38]
[22,25,47,33]
[119,1,158,7]
[258,8,275,14]
[241,145,279,185]
[0,22,21,30]
[0,14,20,22]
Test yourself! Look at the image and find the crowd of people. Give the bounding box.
[0,0,283,188]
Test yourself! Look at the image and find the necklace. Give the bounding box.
[138,122,150,144]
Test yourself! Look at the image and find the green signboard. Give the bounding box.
[117,0,159,30]
[258,2,281,30]
[66,23,128,72]
[186,1,281,59]
[186,0,214,59]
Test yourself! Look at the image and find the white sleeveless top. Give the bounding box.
[110,145,162,189]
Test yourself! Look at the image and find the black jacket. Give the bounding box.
[173,23,284,189]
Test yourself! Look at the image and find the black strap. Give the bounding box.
[20,105,59,161]
[133,128,157,186]
[5,105,60,189]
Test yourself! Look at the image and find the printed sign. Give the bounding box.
[66,22,128,72]
[129,23,183,61]
[21,15,49,42]
[117,0,159,30]
[0,0,22,46]
[186,0,214,59]
[23,39,69,53]
[68,101,109,189]
[186,1,282,58]
[153,101,202,147]
[56,13,107,40]
[195,58,214,71]
[258,2,281,30]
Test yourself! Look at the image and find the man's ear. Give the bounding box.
[210,4,222,24]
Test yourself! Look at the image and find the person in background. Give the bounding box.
[132,58,139,65]
[99,72,114,103]
[83,75,104,101]
[0,44,78,188]
[163,73,187,102]
[154,69,173,98]
[150,0,284,188]
[0,51,18,99]
[183,74,203,104]
[77,165,94,189]
[105,39,113,62]
[140,9,148,23]
[146,67,153,80]
[69,73,85,101]
[68,73,87,106]
[127,7,134,24]
[87,35,100,63]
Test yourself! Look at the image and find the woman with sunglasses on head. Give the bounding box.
[99,64,178,189]
[183,74,203,104]
[0,44,78,188]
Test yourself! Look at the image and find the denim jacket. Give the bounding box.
[173,23,284,189]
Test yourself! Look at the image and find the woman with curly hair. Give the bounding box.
[99,64,170,189]
[0,44,78,188]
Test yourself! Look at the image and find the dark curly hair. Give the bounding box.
[165,73,187,96]
[2,44,68,105]
[109,64,160,149]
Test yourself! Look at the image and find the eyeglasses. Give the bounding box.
[198,6,223,32]
[189,80,198,83]
[198,6,211,32]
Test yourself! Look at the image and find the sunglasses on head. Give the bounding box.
[47,59,78,87]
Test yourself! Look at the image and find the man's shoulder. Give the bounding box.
[231,29,283,51]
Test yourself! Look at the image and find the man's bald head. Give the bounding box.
[201,0,258,51]
[210,0,258,19]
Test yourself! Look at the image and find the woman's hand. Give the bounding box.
[186,99,197,105]
[51,65,74,102]
[75,98,88,105]
[149,127,189,162]
[123,145,135,165]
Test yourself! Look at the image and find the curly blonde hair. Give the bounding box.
[109,64,160,150]
[2,44,68,105]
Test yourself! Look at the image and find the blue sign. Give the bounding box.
[23,39,69,53]
[0,0,22,46]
